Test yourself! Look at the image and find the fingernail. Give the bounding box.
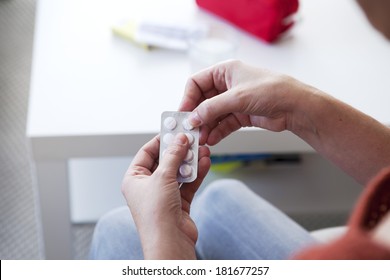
[189,111,202,127]
[174,133,187,145]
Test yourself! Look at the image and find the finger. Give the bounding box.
[195,145,211,183]
[207,113,251,145]
[127,135,160,176]
[181,146,211,200]
[180,83,222,112]
[179,78,206,112]
[156,133,189,179]
[187,90,239,128]
[179,63,229,112]
[191,61,231,95]
[197,112,233,145]
[181,153,211,213]
[181,146,211,212]
[198,123,212,145]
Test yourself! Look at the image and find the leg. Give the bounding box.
[89,206,143,259]
[191,179,316,260]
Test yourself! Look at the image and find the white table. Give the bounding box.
[27,0,390,259]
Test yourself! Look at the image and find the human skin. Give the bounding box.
[121,133,211,259]
[121,0,390,259]
[357,0,390,40]
[178,0,390,185]
[180,60,390,185]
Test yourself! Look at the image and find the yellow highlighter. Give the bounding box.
[112,20,151,50]
[113,18,208,51]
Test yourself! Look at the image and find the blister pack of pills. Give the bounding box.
[159,111,199,183]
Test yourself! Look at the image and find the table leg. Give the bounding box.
[35,160,73,259]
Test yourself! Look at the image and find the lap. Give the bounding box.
[89,206,144,260]
[192,179,316,259]
[89,179,316,260]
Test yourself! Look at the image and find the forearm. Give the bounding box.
[290,87,390,185]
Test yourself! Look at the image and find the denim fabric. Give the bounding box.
[89,206,144,260]
[89,179,316,259]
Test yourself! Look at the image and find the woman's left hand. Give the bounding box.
[121,133,211,259]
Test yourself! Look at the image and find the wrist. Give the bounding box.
[286,81,325,137]
[136,215,197,260]
[140,226,197,260]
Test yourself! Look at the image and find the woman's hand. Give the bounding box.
[179,60,312,145]
[121,133,211,259]
[179,59,390,185]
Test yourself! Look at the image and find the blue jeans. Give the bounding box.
[89,179,316,259]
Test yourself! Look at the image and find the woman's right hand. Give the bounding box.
[179,60,315,146]
[179,60,390,186]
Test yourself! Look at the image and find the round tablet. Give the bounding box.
[184,150,194,163]
[179,164,193,178]
[164,117,177,130]
[182,118,194,131]
[185,133,194,145]
[162,133,174,145]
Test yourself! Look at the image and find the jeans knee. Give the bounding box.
[193,178,274,226]
[201,179,250,203]
[193,179,253,223]
[95,206,134,234]
[89,206,143,259]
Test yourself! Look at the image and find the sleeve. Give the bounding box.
[293,167,390,260]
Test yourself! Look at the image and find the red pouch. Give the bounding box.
[195,0,299,43]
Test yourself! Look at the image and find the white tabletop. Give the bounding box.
[27,0,390,260]
[27,0,390,149]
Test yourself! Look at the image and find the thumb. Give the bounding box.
[187,91,237,127]
[158,133,189,177]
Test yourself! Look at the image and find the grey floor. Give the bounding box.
[0,0,362,260]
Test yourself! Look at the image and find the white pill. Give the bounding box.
[179,164,193,178]
[182,118,194,131]
[185,133,194,145]
[164,117,177,130]
[163,133,175,145]
[184,150,194,163]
